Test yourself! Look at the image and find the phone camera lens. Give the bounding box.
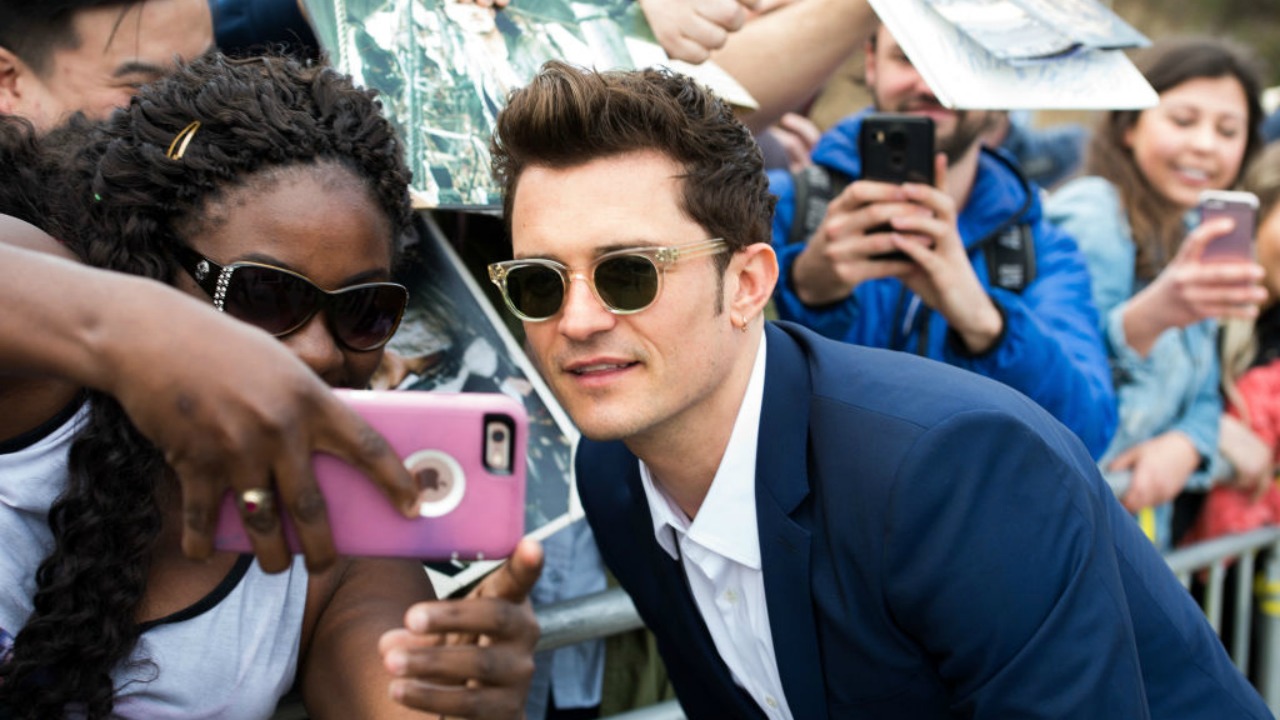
[490,428,507,443]
[887,129,908,150]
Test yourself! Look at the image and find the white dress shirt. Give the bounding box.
[639,335,793,720]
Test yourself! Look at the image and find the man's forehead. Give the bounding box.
[68,0,212,61]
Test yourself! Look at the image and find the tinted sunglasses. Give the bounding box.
[487,239,728,322]
[173,244,408,352]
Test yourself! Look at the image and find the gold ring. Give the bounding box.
[238,488,278,533]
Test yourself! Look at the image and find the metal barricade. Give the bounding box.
[269,528,1280,719]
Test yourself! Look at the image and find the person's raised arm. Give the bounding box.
[0,215,419,573]
[711,0,874,133]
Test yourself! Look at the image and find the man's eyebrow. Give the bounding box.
[113,60,166,79]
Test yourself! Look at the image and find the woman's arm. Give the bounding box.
[712,0,874,133]
[0,214,418,573]
[0,216,83,441]
[300,557,437,719]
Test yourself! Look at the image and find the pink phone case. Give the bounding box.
[214,390,527,561]
[1199,190,1258,262]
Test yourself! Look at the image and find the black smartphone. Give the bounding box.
[860,114,936,185]
[859,114,936,261]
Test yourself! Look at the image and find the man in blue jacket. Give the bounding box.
[771,22,1116,458]
[486,60,1270,720]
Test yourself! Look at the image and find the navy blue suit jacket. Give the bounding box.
[579,322,1268,719]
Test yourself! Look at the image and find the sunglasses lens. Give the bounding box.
[222,265,316,335]
[330,285,408,351]
[594,254,659,312]
[504,264,566,320]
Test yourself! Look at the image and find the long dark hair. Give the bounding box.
[0,52,412,719]
[1085,36,1265,281]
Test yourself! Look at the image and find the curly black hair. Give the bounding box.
[0,115,54,227]
[0,51,413,719]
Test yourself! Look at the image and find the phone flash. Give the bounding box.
[485,419,514,474]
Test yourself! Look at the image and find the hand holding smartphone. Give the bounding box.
[859,114,936,261]
[214,390,527,561]
[1196,189,1258,262]
[860,114,936,186]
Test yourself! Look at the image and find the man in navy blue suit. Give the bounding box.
[485,60,1271,719]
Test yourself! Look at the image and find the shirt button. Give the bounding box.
[765,695,778,708]
[724,589,738,604]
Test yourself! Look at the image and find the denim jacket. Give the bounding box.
[1048,177,1223,546]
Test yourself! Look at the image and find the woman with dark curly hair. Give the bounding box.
[0,52,537,719]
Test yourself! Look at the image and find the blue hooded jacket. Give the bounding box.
[769,112,1116,458]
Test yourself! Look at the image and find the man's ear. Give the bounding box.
[728,242,779,324]
[863,32,879,89]
[0,46,28,115]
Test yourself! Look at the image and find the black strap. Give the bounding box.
[787,165,853,246]
[979,223,1037,293]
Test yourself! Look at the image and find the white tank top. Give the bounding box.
[0,402,308,719]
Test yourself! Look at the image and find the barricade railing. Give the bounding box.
[1162,525,1280,715]
[535,527,1280,720]
[271,528,1280,719]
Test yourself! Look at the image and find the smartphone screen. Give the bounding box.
[1197,189,1258,262]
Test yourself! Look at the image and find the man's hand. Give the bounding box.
[789,176,929,305]
[1112,431,1201,513]
[888,154,1004,353]
[790,153,1002,353]
[762,112,822,173]
[379,538,543,718]
[639,0,759,64]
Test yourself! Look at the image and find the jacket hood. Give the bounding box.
[812,109,1044,248]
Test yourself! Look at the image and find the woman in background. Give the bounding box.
[1048,36,1268,548]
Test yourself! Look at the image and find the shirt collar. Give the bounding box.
[640,333,768,569]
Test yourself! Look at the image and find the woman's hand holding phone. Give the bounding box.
[213,390,528,563]
[1123,213,1268,357]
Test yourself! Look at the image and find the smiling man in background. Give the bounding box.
[0,0,213,131]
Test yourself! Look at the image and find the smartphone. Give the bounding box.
[1197,189,1259,262]
[859,114,936,260]
[859,114,936,185]
[214,389,528,562]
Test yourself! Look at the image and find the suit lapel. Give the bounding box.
[614,448,768,718]
[756,324,828,718]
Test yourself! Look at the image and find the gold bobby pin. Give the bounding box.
[166,120,202,160]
